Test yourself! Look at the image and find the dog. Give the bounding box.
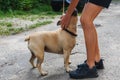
[25,10,78,76]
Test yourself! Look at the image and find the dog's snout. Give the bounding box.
[72,9,78,16]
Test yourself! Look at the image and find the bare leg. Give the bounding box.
[95,35,101,62]
[80,3,103,68]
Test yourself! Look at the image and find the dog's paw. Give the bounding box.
[66,68,72,73]
[32,66,37,68]
[30,66,36,70]
[41,71,48,76]
[68,61,71,64]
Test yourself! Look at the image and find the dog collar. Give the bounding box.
[64,29,77,37]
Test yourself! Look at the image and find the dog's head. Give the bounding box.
[57,9,78,27]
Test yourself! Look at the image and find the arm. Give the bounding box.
[66,0,79,16]
[61,0,79,29]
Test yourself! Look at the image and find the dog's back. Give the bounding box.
[25,29,63,53]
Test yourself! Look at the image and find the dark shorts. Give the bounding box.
[86,0,112,8]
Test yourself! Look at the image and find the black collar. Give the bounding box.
[64,29,77,37]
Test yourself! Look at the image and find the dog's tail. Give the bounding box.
[25,36,30,41]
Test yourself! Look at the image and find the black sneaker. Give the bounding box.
[77,59,104,69]
[95,59,104,69]
[69,63,98,79]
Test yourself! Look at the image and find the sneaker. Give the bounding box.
[69,63,98,79]
[95,59,104,69]
[77,59,104,69]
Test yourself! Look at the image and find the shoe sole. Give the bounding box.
[70,74,99,79]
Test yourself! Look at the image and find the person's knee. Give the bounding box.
[80,16,93,30]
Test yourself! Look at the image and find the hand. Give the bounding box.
[60,13,71,29]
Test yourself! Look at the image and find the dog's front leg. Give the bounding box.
[63,49,72,72]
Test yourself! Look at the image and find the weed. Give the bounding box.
[0,4,61,35]
[0,22,13,27]
[29,21,52,29]
[0,20,52,35]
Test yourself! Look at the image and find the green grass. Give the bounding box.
[0,21,52,35]
[0,22,12,27]
[0,4,61,19]
[0,4,61,35]
[28,21,52,29]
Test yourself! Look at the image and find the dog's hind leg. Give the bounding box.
[29,50,36,68]
[36,50,48,76]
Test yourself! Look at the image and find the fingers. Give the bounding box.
[61,21,65,29]
[60,15,71,29]
[61,22,67,30]
[61,21,69,29]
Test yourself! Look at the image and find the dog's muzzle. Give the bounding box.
[72,9,78,16]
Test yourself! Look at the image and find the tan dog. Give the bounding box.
[25,10,78,76]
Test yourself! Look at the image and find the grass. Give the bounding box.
[0,22,12,27]
[0,21,52,35]
[28,21,52,29]
[0,4,61,35]
[0,4,61,19]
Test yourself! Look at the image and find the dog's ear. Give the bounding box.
[57,20,61,26]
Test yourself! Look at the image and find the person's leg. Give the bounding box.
[80,2,103,68]
[95,35,101,62]
[69,2,104,79]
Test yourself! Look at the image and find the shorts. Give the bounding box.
[86,0,112,8]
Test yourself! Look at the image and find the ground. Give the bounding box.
[0,2,120,80]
